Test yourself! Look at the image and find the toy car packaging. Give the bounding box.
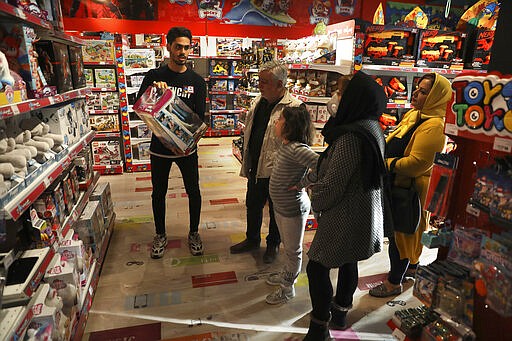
[363,25,418,67]
[468,29,495,70]
[133,86,208,154]
[416,30,466,70]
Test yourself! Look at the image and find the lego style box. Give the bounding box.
[133,87,208,154]
[364,25,418,67]
[82,40,115,64]
[416,30,466,70]
[35,40,74,93]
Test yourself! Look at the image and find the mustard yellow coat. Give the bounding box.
[385,73,452,264]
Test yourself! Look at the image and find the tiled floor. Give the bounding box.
[83,137,437,340]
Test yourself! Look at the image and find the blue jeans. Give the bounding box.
[245,173,280,246]
[151,153,201,235]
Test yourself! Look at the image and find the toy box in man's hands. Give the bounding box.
[467,29,494,70]
[416,30,466,70]
[372,75,408,104]
[363,25,418,67]
[133,86,208,154]
[68,45,86,89]
[35,40,74,93]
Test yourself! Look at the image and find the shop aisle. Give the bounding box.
[83,137,437,341]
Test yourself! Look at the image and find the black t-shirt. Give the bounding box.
[137,64,207,156]
[248,97,280,174]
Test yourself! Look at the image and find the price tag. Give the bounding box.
[43,178,51,187]
[444,123,459,136]
[493,137,512,153]
[10,104,20,115]
[49,97,55,104]
[391,327,407,341]
[466,203,480,217]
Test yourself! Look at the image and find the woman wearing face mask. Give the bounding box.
[304,72,386,340]
[369,73,452,298]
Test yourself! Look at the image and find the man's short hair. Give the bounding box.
[260,60,287,88]
[166,27,192,45]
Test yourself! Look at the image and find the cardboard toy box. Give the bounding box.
[74,200,103,249]
[133,87,208,154]
[210,59,230,76]
[123,48,156,70]
[35,104,75,146]
[0,23,57,98]
[68,45,86,89]
[94,69,117,89]
[130,123,152,138]
[82,40,115,64]
[35,40,74,93]
[467,29,494,70]
[89,114,119,132]
[211,94,227,110]
[372,75,408,104]
[132,141,151,161]
[363,25,418,67]
[90,182,113,224]
[84,68,94,87]
[306,104,318,122]
[92,140,123,165]
[211,114,237,130]
[416,30,466,70]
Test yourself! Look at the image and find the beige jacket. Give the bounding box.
[240,90,303,179]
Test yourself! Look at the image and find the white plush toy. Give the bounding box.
[0,51,15,91]
[20,117,65,153]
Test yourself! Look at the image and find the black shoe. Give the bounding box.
[263,244,279,264]
[230,239,260,254]
[330,300,351,330]
[304,317,332,341]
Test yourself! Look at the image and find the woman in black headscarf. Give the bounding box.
[304,72,387,340]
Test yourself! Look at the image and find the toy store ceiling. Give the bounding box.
[62,0,486,39]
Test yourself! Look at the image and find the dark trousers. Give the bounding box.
[151,153,201,235]
[306,260,358,322]
[387,234,409,285]
[245,172,280,246]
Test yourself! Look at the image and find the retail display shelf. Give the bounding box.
[83,61,115,66]
[93,164,124,175]
[239,90,259,97]
[59,171,100,239]
[361,64,488,76]
[130,137,151,143]
[205,128,242,137]
[124,67,152,76]
[2,247,55,307]
[89,109,119,115]
[287,63,349,74]
[291,94,330,104]
[2,131,96,221]
[207,55,241,60]
[126,87,140,94]
[128,162,151,172]
[387,103,412,109]
[94,132,121,139]
[0,2,52,29]
[232,144,242,164]
[131,159,151,165]
[0,88,91,119]
[0,305,33,341]
[39,29,87,46]
[207,75,243,79]
[210,90,241,95]
[90,87,117,92]
[210,109,245,114]
[128,119,144,126]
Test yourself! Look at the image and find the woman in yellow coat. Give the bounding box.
[370,73,452,297]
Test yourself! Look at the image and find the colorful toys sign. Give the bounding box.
[446,73,512,150]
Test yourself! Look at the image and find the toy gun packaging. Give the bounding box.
[416,30,467,70]
[466,29,495,70]
[363,25,419,67]
[133,86,208,155]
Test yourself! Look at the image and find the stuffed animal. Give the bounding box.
[20,117,65,152]
[0,51,15,92]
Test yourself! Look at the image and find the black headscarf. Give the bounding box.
[320,71,387,190]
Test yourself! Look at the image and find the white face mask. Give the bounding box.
[326,93,340,117]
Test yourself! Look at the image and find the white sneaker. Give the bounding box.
[266,272,284,286]
[266,285,296,305]
[188,232,204,256]
[151,234,167,259]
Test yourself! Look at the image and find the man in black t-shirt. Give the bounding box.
[136,26,207,259]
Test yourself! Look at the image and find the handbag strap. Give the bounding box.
[388,157,415,188]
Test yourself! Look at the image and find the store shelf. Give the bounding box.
[59,172,100,240]
[90,87,117,92]
[93,164,124,175]
[205,128,242,137]
[83,62,115,66]
[89,109,119,115]
[0,306,33,341]
[287,63,349,74]
[94,132,121,139]
[239,90,260,97]
[127,161,151,172]
[207,55,242,60]
[207,75,242,79]
[291,94,330,104]
[210,109,245,114]
[0,88,91,119]
[387,103,412,109]
[210,90,241,95]
[2,131,96,221]
[124,67,152,76]
[361,64,488,76]
[0,2,52,29]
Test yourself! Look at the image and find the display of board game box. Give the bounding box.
[82,40,115,64]
[94,69,117,88]
[133,87,208,154]
[123,49,156,70]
